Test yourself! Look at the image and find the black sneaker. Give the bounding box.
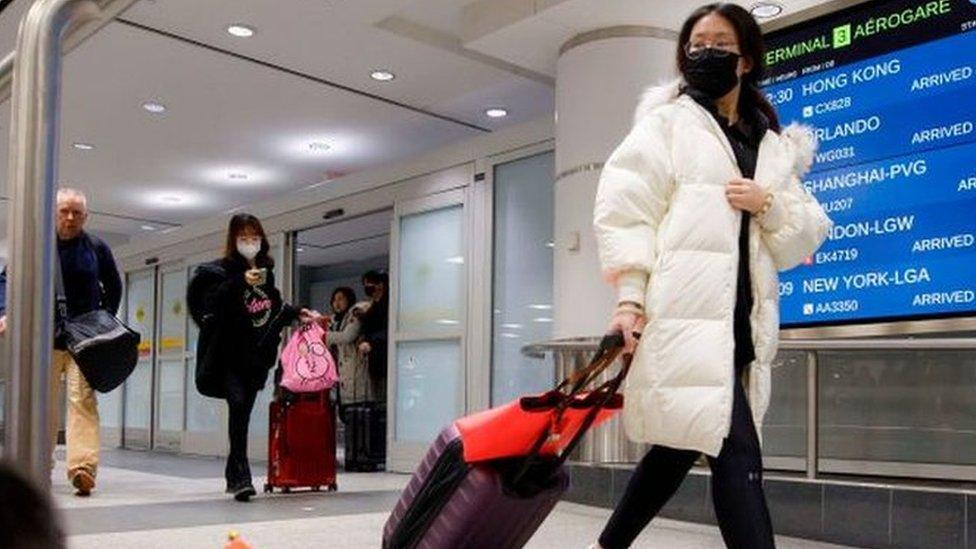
[233,484,257,502]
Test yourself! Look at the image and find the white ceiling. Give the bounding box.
[0,0,837,250]
[295,209,392,267]
[403,0,834,77]
[0,0,553,246]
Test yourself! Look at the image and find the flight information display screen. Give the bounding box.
[762,0,976,329]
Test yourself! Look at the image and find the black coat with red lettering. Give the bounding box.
[188,257,298,398]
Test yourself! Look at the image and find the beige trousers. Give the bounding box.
[49,350,100,479]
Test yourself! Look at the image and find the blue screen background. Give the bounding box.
[762,30,976,327]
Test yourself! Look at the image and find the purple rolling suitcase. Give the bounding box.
[382,334,630,549]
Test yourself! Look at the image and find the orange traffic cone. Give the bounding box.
[225,531,252,549]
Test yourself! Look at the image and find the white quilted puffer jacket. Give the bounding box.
[593,81,832,456]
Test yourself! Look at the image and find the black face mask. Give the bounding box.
[683,48,741,99]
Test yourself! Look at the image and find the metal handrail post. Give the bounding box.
[806,351,818,479]
[3,0,101,483]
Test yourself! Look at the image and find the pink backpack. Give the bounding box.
[279,323,338,393]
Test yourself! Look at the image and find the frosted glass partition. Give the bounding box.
[185,264,223,442]
[157,269,187,435]
[394,201,466,447]
[124,270,155,446]
[396,206,464,334]
[491,152,555,405]
[99,387,122,429]
[395,340,462,442]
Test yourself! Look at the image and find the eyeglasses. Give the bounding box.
[685,42,741,59]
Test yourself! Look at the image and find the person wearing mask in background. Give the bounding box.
[322,287,372,419]
[188,213,317,502]
[51,188,123,497]
[357,270,389,399]
[591,4,831,548]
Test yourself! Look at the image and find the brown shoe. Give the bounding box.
[70,469,95,497]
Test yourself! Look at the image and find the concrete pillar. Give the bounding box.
[553,27,678,338]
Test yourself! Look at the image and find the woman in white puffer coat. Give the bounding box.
[591,4,831,549]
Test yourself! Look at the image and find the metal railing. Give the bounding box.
[523,337,976,480]
[1,0,139,484]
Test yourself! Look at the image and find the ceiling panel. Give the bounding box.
[297,234,389,267]
[120,0,553,127]
[50,21,478,224]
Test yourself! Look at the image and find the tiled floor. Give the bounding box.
[53,449,855,548]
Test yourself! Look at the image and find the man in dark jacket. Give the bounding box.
[51,188,122,497]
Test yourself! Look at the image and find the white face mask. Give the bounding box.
[236,240,260,261]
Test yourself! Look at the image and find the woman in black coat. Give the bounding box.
[357,270,389,398]
[188,214,315,501]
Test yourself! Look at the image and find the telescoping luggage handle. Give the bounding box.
[510,331,634,487]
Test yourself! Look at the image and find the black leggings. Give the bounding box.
[599,377,775,549]
[225,377,258,488]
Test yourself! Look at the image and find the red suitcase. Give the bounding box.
[264,391,338,493]
[383,334,630,549]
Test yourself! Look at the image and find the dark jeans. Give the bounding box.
[225,376,258,489]
[599,375,775,549]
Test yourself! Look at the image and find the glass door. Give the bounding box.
[153,264,187,451]
[182,251,227,457]
[388,190,468,471]
[123,269,156,449]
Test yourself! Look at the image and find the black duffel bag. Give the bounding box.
[60,310,140,392]
[56,252,140,393]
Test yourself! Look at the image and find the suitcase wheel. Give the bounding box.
[328,483,338,492]
[312,486,321,492]
[263,484,272,494]
[282,487,292,494]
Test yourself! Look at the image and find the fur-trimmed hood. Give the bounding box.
[633,79,818,177]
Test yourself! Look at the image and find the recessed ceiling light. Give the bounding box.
[485,108,508,118]
[72,142,95,151]
[308,141,331,152]
[296,247,305,253]
[141,225,156,231]
[370,70,395,82]
[226,24,256,38]
[141,190,206,210]
[228,172,249,181]
[750,2,783,18]
[142,101,166,114]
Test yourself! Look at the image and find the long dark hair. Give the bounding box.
[677,3,780,131]
[331,286,357,322]
[224,213,274,268]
